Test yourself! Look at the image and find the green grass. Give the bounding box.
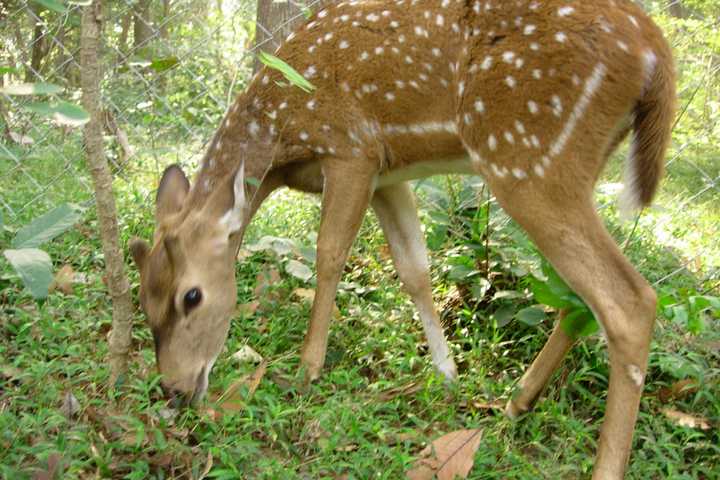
[1,182,719,479]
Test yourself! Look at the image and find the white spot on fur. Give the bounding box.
[339,40,349,49]
[528,100,539,114]
[523,24,536,35]
[555,32,567,43]
[558,6,575,16]
[488,134,498,151]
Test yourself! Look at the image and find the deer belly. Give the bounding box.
[375,157,474,189]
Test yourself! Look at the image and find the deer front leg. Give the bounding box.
[372,182,457,382]
[506,310,575,418]
[299,160,376,382]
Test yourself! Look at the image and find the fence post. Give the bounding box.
[80,1,134,383]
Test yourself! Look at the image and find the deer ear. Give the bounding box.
[219,164,246,234]
[156,165,190,222]
[129,237,150,270]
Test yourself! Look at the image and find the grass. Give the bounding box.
[1,178,719,478]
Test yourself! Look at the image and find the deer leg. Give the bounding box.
[491,187,656,480]
[299,161,376,382]
[505,310,575,418]
[371,182,458,382]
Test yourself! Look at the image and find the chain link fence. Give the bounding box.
[1,0,718,291]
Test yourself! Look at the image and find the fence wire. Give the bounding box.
[0,0,718,291]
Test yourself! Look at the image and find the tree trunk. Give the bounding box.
[26,6,48,81]
[133,0,153,51]
[253,0,331,73]
[668,1,688,18]
[81,0,135,385]
[118,10,132,53]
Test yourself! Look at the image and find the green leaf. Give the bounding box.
[0,66,19,75]
[3,248,53,299]
[23,101,89,127]
[687,313,705,335]
[515,306,547,326]
[671,305,689,325]
[0,82,64,95]
[257,51,316,93]
[149,56,179,73]
[492,305,515,327]
[561,309,599,340]
[12,203,83,249]
[25,102,57,116]
[52,101,90,127]
[541,259,572,297]
[529,277,574,309]
[447,264,476,282]
[33,0,67,13]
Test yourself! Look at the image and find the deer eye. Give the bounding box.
[183,287,202,313]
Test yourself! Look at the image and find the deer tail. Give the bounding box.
[620,48,676,217]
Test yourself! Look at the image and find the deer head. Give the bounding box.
[130,164,247,405]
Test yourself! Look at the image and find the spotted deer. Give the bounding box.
[129,0,676,477]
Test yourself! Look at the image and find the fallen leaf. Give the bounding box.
[406,429,483,480]
[237,301,259,317]
[236,248,252,260]
[9,131,34,145]
[60,391,80,419]
[148,452,173,467]
[293,288,315,302]
[378,244,392,262]
[377,381,423,402]
[198,450,213,480]
[157,407,178,423]
[662,408,711,430]
[210,361,268,417]
[336,444,358,452]
[49,264,74,295]
[244,360,267,398]
[32,452,60,480]
[232,345,263,364]
[286,259,313,281]
[658,379,699,403]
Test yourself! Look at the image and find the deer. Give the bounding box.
[128,0,676,478]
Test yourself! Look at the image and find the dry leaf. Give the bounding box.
[211,361,268,418]
[232,345,263,364]
[237,301,260,317]
[60,391,80,419]
[50,265,75,295]
[406,429,483,480]
[662,408,711,430]
[293,288,316,302]
[377,381,423,402]
[378,244,392,262]
[658,379,699,403]
[198,450,213,480]
[32,452,60,480]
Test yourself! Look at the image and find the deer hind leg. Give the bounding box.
[487,178,656,479]
[505,310,575,418]
[299,159,377,382]
[371,183,458,382]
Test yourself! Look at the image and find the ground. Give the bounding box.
[1,174,718,478]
